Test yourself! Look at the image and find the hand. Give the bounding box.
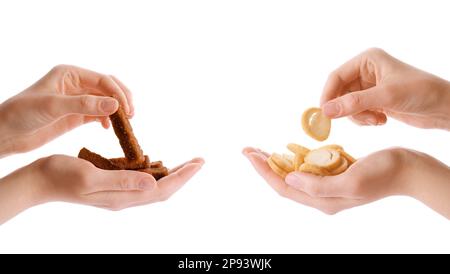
[320,48,450,130]
[0,65,134,157]
[0,155,204,224]
[243,147,450,218]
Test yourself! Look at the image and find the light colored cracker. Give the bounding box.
[299,163,330,176]
[282,153,294,164]
[293,152,305,171]
[267,157,288,179]
[329,157,348,175]
[301,107,331,141]
[304,148,341,170]
[319,144,343,151]
[287,143,310,156]
[270,153,294,173]
[337,149,356,165]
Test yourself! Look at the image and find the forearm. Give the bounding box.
[405,151,450,219]
[0,162,45,224]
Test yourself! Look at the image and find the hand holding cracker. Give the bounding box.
[0,66,205,224]
[0,65,134,158]
[320,48,450,130]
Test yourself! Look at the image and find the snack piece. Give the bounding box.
[149,161,163,168]
[110,106,145,161]
[301,107,331,141]
[109,155,150,170]
[78,147,168,180]
[287,143,310,156]
[271,153,294,173]
[78,147,119,170]
[293,152,305,171]
[282,153,295,163]
[78,105,168,180]
[267,143,356,177]
[337,149,356,165]
[267,157,289,179]
[139,166,169,180]
[304,148,341,170]
[286,143,309,171]
[267,153,295,179]
[319,144,343,151]
[79,148,152,170]
[299,163,330,176]
[329,157,348,175]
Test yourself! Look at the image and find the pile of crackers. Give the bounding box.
[78,106,168,180]
[268,144,356,178]
[267,107,356,178]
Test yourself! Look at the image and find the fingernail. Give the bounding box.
[139,178,154,190]
[100,98,118,113]
[322,102,340,118]
[191,158,205,165]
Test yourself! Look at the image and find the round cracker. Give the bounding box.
[304,148,341,170]
[329,157,348,175]
[299,163,329,176]
[338,149,356,165]
[301,107,331,141]
[293,152,305,171]
[271,153,294,173]
[267,157,288,179]
[287,143,310,156]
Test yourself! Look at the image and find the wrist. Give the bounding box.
[402,150,450,219]
[0,160,49,224]
[27,157,54,204]
[400,149,449,198]
[433,78,450,130]
[386,148,421,196]
[0,102,16,158]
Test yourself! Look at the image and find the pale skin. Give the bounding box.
[0,65,204,224]
[244,48,450,219]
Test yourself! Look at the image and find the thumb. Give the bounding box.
[48,95,119,118]
[321,87,386,118]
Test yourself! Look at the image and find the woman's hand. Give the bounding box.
[321,48,450,130]
[0,65,134,157]
[243,147,450,219]
[0,155,204,224]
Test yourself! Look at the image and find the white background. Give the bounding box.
[0,0,449,253]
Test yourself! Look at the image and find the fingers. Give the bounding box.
[244,151,313,200]
[169,157,205,173]
[242,147,270,159]
[80,159,203,211]
[99,117,111,129]
[89,169,157,192]
[110,75,134,117]
[47,95,119,118]
[285,172,350,198]
[321,86,387,119]
[52,65,132,116]
[320,53,364,106]
[85,191,159,210]
[156,162,204,201]
[244,149,362,214]
[350,110,387,126]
